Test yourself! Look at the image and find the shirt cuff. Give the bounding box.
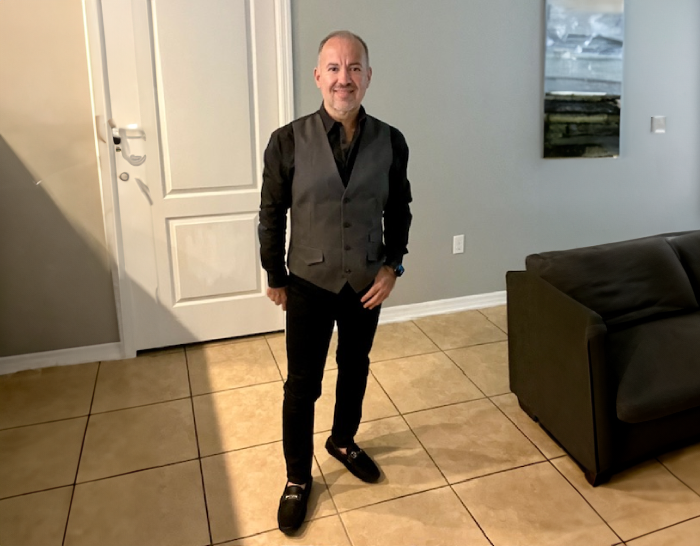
[384,254,403,269]
[267,270,289,289]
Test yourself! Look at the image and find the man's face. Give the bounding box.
[314,36,372,119]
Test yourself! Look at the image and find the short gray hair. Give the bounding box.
[318,30,370,65]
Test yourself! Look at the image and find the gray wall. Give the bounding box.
[0,0,120,356]
[292,0,700,306]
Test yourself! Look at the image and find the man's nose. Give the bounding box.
[337,67,351,84]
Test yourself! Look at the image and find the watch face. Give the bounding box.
[394,264,405,277]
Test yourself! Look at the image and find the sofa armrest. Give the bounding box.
[506,270,609,474]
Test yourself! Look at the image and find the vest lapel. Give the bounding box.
[345,117,376,192]
[312,114,346,195]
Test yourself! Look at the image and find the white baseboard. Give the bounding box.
[379,290,507,324]
[0,291,507,374]
[0,342,127,375]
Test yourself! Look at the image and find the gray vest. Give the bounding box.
[288,112,392,293]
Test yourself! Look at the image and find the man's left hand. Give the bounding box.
[361,266,397,309]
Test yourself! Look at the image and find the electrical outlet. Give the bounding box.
[453,234,465,254]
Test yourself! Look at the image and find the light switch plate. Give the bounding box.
[651,116,666,133]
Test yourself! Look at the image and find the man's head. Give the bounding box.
[314,31,372,120]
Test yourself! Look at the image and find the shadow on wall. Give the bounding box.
[0,133,247,540]
[0,134,121,356]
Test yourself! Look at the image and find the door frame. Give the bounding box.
[83,0,294,359]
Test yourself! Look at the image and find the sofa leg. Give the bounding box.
[584,469,611,487]
[517,397,538,422]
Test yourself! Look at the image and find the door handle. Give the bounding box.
[108,119,147,166]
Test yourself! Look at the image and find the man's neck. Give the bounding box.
[325,103,360,133]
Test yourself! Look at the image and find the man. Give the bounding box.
[258,30,412,535]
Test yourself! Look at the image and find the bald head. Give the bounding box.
[318,30,370,67]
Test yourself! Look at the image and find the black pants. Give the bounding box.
[283,274,381,484]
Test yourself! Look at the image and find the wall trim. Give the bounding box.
[83,0,136,359]
[0,343,125,376]
[379,291,507,324]
[274,0,294,125]
[0,291,507,375]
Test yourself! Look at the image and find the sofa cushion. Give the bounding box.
[667,231,700,301]
[526,237,698,325]
[607,312,700,423]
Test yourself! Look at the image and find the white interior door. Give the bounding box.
[99,0,290,350]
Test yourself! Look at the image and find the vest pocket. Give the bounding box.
[367,242,384,262]
[294,244,324,265]
[367,231,384,262]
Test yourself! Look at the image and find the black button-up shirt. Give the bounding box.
[259,105,413,288]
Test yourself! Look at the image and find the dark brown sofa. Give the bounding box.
[506,230,700,485]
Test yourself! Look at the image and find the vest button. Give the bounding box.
[343,198,351,204]
[343,222,352,228]
[344,245,352,251]
[345,268,352,274]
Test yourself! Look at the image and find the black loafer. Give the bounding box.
[277,481,312,535]
[325,436,380,483]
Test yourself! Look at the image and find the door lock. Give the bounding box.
[108,119,147,166]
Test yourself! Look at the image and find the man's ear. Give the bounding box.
[313,67,321,89]
[366,66,373,86]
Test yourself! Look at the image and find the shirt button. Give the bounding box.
[345,268,352,274]
[344,245,352,251]
[343,222,352,228]
[343,198,351,204]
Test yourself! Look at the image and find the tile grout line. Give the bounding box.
[263,336,286,382]
[410,316,507,353]
[89,395,192,417]
[656,456,700,501]
[440,349,491,400]
[61,360,101,546]
[0,414,100,433]
[367,367,496,546]
[447,459,553,487]
[210,513,342,545]
[190,378,284,399]
[184,349,214,546]
[615,512,700,544]
[450,488,495,546]
[391,395,489,418]
[185,333,274,352]
[409,319,442,349]
[370,348,443,366]
[311,452,356,546]
[549,459,623,544]
[0,484,76,503]
[476,308,508,336]
[485,394,550,462]
[63,458,202,488]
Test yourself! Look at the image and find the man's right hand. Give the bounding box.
[266,286,288,311]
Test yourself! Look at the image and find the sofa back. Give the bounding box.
[526,234,699,326]
[667,231,700,302]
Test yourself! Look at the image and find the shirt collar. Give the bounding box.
[319,103,367,133]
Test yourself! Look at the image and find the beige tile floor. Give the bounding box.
[2,306,700,545]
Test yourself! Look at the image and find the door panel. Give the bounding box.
[153,0,256,193]
[169,214,260,302]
